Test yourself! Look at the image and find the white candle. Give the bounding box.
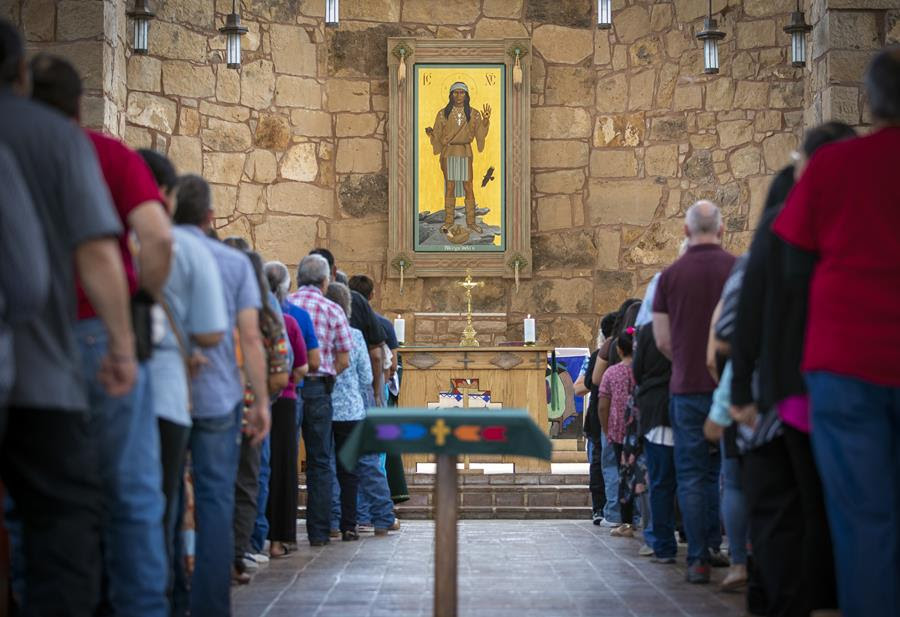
[394,316,406,344]
[524,314,536,344]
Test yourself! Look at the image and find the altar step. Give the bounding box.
[551,438,587,463]
[296,473,593,520]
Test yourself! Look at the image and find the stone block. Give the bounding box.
[615,6,651,44]
[645,144,679,177]
[762,133,798,172]
[274,76,321,109]
[240,60,276,109]
[270,25,317,77]
[594,35,611,66]
[673,84,702,110]
[290,109,333,137]
[56,1,102,41]
[545,67,595,107]
[48,41,103,90]
[202,118,251,152]
[335,113,379,137]
[245,150,278,184]
[534,169,585,194]
[590,150,638,178]
[199,101,250,123]
[210,184,237,218]
[594,113,645,148]
[532,107,592,140]
[532,25,594,64]
[22,0,55,41]
[236,183,266,214]
[822,85,860,125]
[214,216,250,242]
[155,0,215,29]
[734,81,769,109]
[532,230,597,271]
[754,110,782,132]
[329,24,409,80]
[586,180,662,225]
[826,50,874,84]
[268,182,334,217]
[484,0,523,19]
[612,45,629,71]
[536,195,573,231]
[525,0,592,28]
[673,0,726,22]
[152,21,208,62]
[168,136,202,174]
[596,73,628,113]
[255,215,319,270]
[123,126,152,150]
[177,107,199,136]
[280,143,319,182]
[736,20,778,49]
[627,69,656,111]
[650,4,674,31]
[342,0,401,21]
[729,145,762,178]
[331,219,388,262]
[649,115,687,141]
[127,55,161,92]
[888,10,900,45]
[338,173,388,217]
[126,92,177,133]
[664,28,694,59]
[718,120,753,149]
[531,140,590,169]
[824,10,881,51]
[255,114,292,151]
[623,220,684,266]
[706,77,734,111]
[402,0,481,24]
[682,150,715,182]
[203,152,245,185]
[333,138,382,174]
[594,228,621,270]
[326,80,370,112]
[474,18,529,38]
[216,66,240,104]
[629,36,662,67]
[769,81,804,109]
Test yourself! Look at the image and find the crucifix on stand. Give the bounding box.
[456,268,484,347]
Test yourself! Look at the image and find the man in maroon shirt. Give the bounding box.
[652,200,735,583]
[772,47,900,617]
[31,55,173,615]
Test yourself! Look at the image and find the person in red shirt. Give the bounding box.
[30,55,173,616]
[772,47,900,617]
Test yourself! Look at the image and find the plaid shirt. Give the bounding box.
[286,285,351,376]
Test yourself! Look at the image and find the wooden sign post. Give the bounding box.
[434,453,458,617]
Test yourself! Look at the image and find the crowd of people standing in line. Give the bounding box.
[575,46,900,617]
[0,21,408,616]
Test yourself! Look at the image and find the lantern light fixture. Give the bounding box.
[696,0,726,74]
[597,0,612,30]
[784,1,812,68]
[219,0,249,69]
[127,0,155,55]
[325,0,339,27]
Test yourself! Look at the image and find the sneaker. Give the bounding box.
[342,529,360,542]
[329,529,341,539]
[708,549,730,568]
[598,518,620,528]
[240,555,259,573]
[610,524,634,538]
[357,523,374,533]
[249,552,269,565]
[389,519,401,531]
[591,511,603,525]
[231,565,251,585]
[719,564,748,592]
[639,544,654,557]
[650,556,676,564]
[686,563,711,584]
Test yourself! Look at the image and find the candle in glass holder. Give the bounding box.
[524,314,536,344]
[394,316,406,345]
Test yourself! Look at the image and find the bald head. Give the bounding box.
[685,200,723,244]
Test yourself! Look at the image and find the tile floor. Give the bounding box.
[232,520,746,617]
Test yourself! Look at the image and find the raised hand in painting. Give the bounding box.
[482,103,491,121]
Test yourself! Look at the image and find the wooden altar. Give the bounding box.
[397,346,552,473]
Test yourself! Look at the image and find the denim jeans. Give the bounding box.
[644,441,677,559]
[75,318,167,617]
[300,380,335,542]
[600,431,621,524]
[670,394,721,565]
[807,372,900,617]
[250,434,271,552]
[357,453,395,528]
[187,403,242,617]
[720,446,748,565]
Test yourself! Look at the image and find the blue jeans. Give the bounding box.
[721,448,748,565]
[250,434,271,552]
[807,372,900,617]
[75,318,167,616]
[644,441,677,559]
[670,394,721,565]
[187,403,242,617]
[600,431,621,524]
[357,453,395,528]
[300,380,335,542]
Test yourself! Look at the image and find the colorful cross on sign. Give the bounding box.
[431,418,451,446]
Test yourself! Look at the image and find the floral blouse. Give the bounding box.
[331,328,372,422]
[599,362,635,445]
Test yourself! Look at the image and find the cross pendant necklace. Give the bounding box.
[455,110,464,126]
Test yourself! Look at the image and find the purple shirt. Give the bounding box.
[653,244,735,395]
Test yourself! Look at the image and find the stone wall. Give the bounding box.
[5,0,128,133]
[12,0,888,347]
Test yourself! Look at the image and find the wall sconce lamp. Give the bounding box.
[127,0,155,55]
[784,1,812,68]
[597,0,612,30]
[219,0,249,69]
[696,0,726,74]
[325,0,339,27]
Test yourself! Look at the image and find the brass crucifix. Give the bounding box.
[456,269,484,347]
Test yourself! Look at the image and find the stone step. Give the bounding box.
[551,450,588,463]
[299,472,589,486]
[294,504,592,520]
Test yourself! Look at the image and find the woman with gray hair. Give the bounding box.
[264,260,291,304]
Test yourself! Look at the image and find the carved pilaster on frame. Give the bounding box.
[386,37,532,281]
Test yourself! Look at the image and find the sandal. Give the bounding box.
[269,541,290,558]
